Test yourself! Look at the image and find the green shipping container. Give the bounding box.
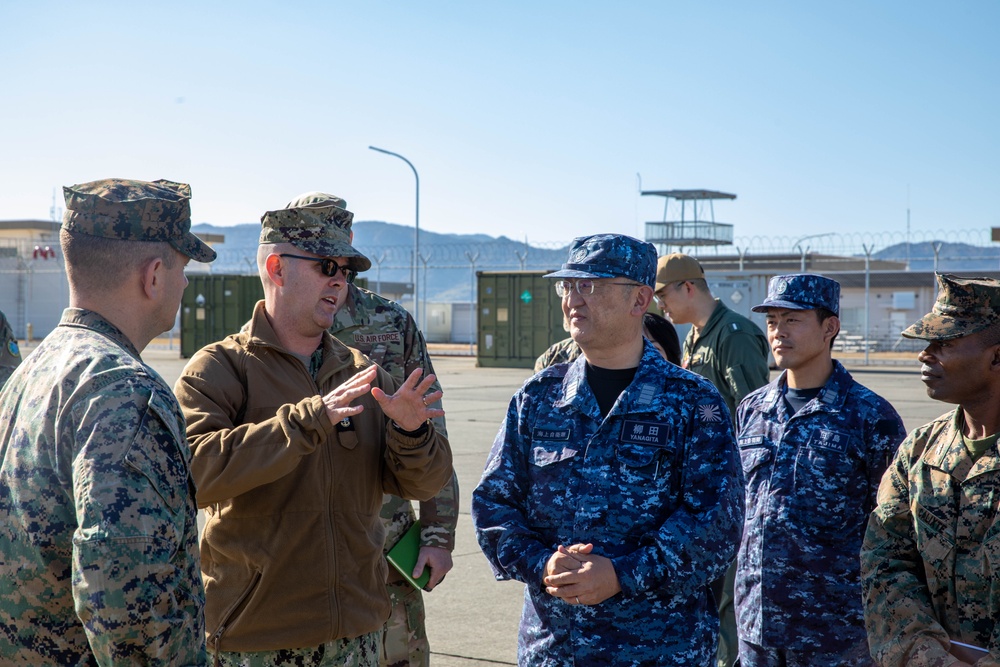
[180,275,263,358]
[477,271,566,369]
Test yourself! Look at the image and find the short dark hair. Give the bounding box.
[61,229,176,294]
[643,311,681,365]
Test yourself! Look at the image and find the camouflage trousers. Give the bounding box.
[712,561,738,667]
[739,639,875,667]
[381,579,428,667]
[212,630,382,667]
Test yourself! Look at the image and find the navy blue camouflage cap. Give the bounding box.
[902,273,1000,340]
[544,234,657,287]
[62,178,217,263]
[752,273,840,316]
[260,196,372,273]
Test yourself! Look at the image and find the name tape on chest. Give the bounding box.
[620,420,672,448]
[812,428,849,453]
[353,332,402,346]
[533,428,571,441]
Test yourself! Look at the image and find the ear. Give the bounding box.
[990,344,1000,372]
[824,315,841,342]
[632,286,654,316]
[265,253,286,287]
[141,257,164,300]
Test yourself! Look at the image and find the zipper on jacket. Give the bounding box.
[210,569,262,666]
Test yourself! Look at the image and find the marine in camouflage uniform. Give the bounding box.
[736,274,905,667]
[0,178,215,663]
[287,191,459,667]
[862,274,1000,667]
[0,309,21,389]
[473,235,744,666]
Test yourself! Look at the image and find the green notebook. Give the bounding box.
[386,521,431,591]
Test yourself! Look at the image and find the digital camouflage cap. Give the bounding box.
[62,178,217,263]
[752,274,841,317]
[260,195,372,272]
[544,234,657,287]
[901,273,1000,340]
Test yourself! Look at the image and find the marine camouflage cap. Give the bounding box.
[902,273,1000,340]
[752,273,840,317]
[260,197,372,272]
[285,191,348,210]
[544,234,657,288]
[62,178,217,263]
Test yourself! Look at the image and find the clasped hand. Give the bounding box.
[543,543,622,606]
[321,366,444,432]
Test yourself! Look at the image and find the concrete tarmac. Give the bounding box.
[145,347,940,666]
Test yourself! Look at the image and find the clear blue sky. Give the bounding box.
[2,1,997,247]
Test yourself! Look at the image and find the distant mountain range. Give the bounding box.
[194,221,999,302]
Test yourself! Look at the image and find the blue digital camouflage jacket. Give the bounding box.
[735,360,906,655]
[473,341,744,666]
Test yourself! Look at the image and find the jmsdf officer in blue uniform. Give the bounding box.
[735,274,906,667]
[472,234,744,666]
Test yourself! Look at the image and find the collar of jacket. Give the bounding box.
[760,359,852,416]
[240,299,363,381]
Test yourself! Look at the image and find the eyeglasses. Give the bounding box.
[652,281,688,307]
[279,254,357,283]
[553,279,643,297]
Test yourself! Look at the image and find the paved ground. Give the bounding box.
[143,348,941,666]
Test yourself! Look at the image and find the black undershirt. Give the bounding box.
[784,385,822,414]
[586,363,638,418]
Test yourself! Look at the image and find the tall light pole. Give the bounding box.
[369,145,420,329]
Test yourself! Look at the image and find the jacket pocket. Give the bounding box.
[739,444,773,521]
[210,569,262,655]
[914,504,955,579]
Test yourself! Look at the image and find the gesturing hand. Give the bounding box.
[371,367,444,432]
[321,366,378,425]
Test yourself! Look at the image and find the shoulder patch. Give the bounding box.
[697,401,724,423]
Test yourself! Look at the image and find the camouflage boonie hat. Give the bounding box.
[62,178,217,263]
[902,273,1000,340]
[544,234,657,287]
[260,198,372,273]
[752,273,840,317]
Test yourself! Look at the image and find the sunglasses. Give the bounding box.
[279,254,357,283]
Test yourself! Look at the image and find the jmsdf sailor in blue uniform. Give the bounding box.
[472,234,744,666]
[735,274,906,667]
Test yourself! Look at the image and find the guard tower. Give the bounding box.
[642,189,736,254]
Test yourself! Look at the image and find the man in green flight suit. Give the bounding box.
[286,192,459,667]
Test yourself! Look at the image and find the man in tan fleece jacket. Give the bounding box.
[174,198,453,667]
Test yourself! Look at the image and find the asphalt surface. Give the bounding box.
[144,348,942,666]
